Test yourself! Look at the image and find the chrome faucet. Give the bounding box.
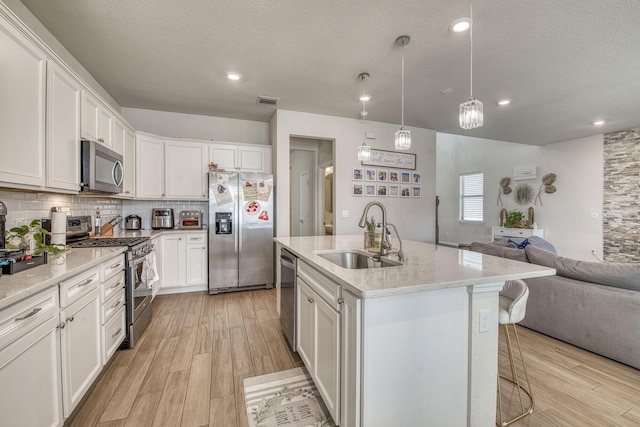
[387,223,404,262]
[358,202,391,256]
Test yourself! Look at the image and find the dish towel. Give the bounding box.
[146,252,159,288]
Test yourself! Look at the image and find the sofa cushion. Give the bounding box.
[525,245,640,291]
[469,242,529,263]
[496,236,558,254]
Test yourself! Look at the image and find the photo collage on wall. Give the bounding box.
[352,168,421,198]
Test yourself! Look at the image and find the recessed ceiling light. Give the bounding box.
[497,99,511,106]
[441,88,453,94]
[227,72,241,81]
[593,120,606,126]
[359,94,371,102]
[450,18,471,33]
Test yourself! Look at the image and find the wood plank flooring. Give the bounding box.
[66,289,640,426]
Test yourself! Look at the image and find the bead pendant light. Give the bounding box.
[395,35,411,150]
[357,73,372,161]
[459,2,484,129]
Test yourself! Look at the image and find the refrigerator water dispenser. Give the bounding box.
[215,212,232,234]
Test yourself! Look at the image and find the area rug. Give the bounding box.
[243,367,336,427]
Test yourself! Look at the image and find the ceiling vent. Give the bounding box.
[257,95,280,105]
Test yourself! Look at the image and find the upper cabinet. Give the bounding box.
[136,133,165,199]
[46,61,81,192]
[0,19,46,187]
[210,143,272,174]
[165,139,208,200]
[82,91,112,148]
[112,119,136,197]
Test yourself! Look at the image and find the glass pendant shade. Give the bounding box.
[459,97,483,129]
[394,128,411,150]
[357,142,371,161]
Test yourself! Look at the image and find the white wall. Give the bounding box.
[122,108,269,144]
[436,133,603,260]
[273,110,437,243]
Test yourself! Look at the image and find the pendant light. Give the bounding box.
[459,2,483,129]
[395,35,411,150]
[357,72,372,161]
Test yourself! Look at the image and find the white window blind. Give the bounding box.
[459,173,484,221]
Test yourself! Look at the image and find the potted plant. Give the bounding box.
[504,210,524,228]
[364,215,376,249]
[6,219,67,256]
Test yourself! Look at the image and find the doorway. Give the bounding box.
[289,137,334,236]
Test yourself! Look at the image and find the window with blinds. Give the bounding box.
[459,172,484,221]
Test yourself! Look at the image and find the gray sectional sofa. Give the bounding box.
[470,240,640,370]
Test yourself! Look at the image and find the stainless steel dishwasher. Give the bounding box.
[280,248,297,351]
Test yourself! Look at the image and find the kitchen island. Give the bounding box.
[275,235,555,427]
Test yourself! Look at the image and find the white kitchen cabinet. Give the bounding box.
[0,18,46,188]
[111,118,126,157]
[82,91,112,148]
[46,60,81,192]
[165,139,208,200]
[209,143,272,173]
[159,232,208,293]
[151,235,162,299]
[296,261,341,424]
[100,256,126,365]
[340,290,361,427]
[123,128,136,197]
[136,132,165,199]
[59,274,102,417]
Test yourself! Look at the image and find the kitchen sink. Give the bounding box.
[315,249,402,269]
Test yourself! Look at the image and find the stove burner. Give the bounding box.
[69,237,150,248]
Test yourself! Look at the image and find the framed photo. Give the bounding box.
[352,183,363,196]
[361,149,416,170]
[365,184,376,196]
[377,169,388,182]
[400,185,411,198]
[389,171,399,183]
[352,168,364,181]
[389,185,399,197]
[412,172,421,184]
[377,184,388,197]
[401,171,411,183]
[365,168,377,181]
[412,186,422,198]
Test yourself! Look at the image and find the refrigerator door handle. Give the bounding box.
[236,189,241,253]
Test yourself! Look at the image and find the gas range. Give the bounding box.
[69,237,150,248]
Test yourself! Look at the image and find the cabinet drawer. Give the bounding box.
[101,287,125,325]
[0,287,58,350]
[60,266,101,307]
[103,307,125,364]
[298,261,341,311]
[186,234,206,244]
[102,254,125,281]
[101,271,125,303]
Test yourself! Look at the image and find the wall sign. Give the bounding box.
[361,149,416,170]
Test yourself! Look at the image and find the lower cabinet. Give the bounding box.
[160,232,207,292]
[340,290,361,427]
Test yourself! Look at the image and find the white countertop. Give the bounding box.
[0,247,126,310]
[108,228,207,238]
[275,235,556,299]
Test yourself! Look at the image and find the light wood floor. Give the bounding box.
[66,289,640,427]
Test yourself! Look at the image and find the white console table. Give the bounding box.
[492,226,544,241]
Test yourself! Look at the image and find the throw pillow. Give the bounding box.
[525,245,640,291]
[469,242,529,263]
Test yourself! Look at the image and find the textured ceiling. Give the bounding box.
[19,0,640,145]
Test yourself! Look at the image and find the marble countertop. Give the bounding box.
[275,235,556,299]
[0,247,126,311]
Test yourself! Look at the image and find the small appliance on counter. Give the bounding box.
[125,214,142,230]
[151,208,174,229]
[178,210,202,229]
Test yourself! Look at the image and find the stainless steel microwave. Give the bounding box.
[80,139,124,194]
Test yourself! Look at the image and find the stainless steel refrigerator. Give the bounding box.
[208,171,274,293]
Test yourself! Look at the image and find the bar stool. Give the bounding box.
[497,279,534,426]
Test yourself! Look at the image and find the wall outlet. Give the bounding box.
[590,212,599,219]
[341,210,349,218]
[479,309,490,333]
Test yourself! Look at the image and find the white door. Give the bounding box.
[299,170,311,236]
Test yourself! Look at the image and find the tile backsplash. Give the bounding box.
[0,190,207,231]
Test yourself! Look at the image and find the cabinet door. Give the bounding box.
[60,288,102,417]
[165,140,207,199]
[341,291,361,427]
[123,128,136,197]
[0,316,63,427]
[186,244,207,286]
[135,133,165,198]
[46,61,81,191]
[81,91,100,142]
[313,292,341,423]
[0,21,46,187]
[111,118,126,156]
[296,279,315,371]
[98,106,112,147]
[160,234,185,288]
[210,144,237,170]
[238,146,266,172]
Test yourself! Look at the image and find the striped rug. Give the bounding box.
[243,367,335,427]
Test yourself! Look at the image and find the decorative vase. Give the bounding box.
[364,231,375,249]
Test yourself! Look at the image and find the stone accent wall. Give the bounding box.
[603,128,640,262]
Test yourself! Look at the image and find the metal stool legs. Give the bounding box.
[497,323,534,426]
